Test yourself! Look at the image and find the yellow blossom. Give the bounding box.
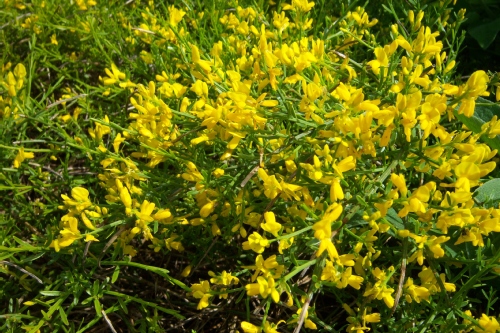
[283,0,315,13]
[241,322,261,333]
[243,232,270,253]
[13,147,35,168]
[85,234,99,242]
[261,211,282,237]
[50,34,58,45]
[258,168,282,199]
[245,275,280,302]
[50,216,81,252]
[190,280,212,310]
[212,168,224,178]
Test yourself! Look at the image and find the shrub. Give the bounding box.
[1,0,500,332]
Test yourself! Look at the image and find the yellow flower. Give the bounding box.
[190,44,212,73]
[50,217,81,252]
[457,70,490,118]
[165,234,184,252]
[241,321,261,333]
[245,276,280,302]
[243,232,270,253]
[50,34,58,45]
[426,235,450,258]
[134,200,156,236]
[81,211,96,230]
[263,321,285,333]
[244,254,283,281]
[363,312,381,323]
[113,133,125,152]
[463,70,490,98]
[272,11,290,33]
[100,63,126,86]
[61,187,92,212]
[367,47,389,76]
[88,116,111,141]
[280,180,302,201]
[340,267,364,290]
[258,169,282,199]
[330,178,344,201]
[120,187,133,213]
[75,0,97,11]
[212,168,225,178]
[182,162,204,182]
[209,270,239,286]
[403,277,430,303]
[200,200,216,218]
[261,212,282,237]
[312,203,343,240]
[390,173,408,196]
[190,280,212,310]
[181,265,192,277]
[332,156,356,179]
[283,0,315,13]
[300,155,323,181]
[85,234,99,242]
[477,314,500,333]
[317,238,339,260]
[313,203,343,260]
[168,5,186,27]
[418,266,456,293]
[13,147,35,168]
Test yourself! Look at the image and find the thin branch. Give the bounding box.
[391,237,407,316]
[240,165,260,188]
[190,237,218,277]
[28,162,63,179]
[131,27,156,35]
[46,93,88,110]
[101,309,118,333]
[98,226,127,269]
[293,292,313,333]
[1,261,43,284]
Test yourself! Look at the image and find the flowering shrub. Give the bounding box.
[1,0,500,332]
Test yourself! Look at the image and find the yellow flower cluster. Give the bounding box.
[50,187,106,251]
[1,63,26,119]
[25,0,499,331]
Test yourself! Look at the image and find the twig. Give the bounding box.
[241,148,264,188]
[190,237,218,277]
[101,309,118,333]
[28,162,63,179]
[240,165,259,188]
[391,237,407,316]
[24,221,43,237]
[0,261,43,284]
[98,226,127,268]
[167,188,184,201]
[131,27,156,35]
[82,241,92,266]
[293,292,313,333]
[46,93,88,110]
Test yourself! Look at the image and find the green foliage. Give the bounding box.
[457,0,500,50]
[475,179,500,207]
